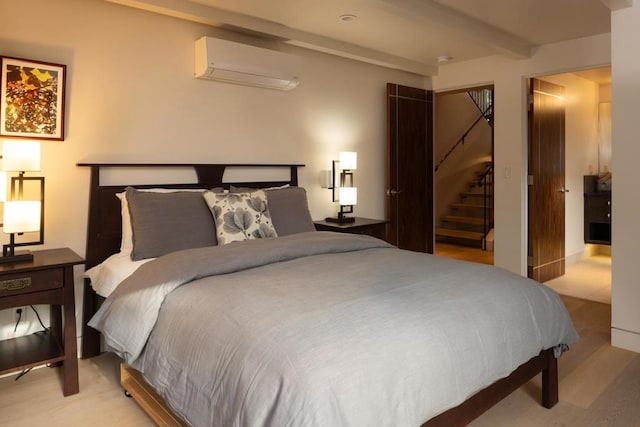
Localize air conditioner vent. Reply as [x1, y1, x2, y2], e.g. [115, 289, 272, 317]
[195, 37, 299, 91]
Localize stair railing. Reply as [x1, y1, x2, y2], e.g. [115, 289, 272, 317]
[468, 89, 493, 126]
[477, 163, 494, 249]
[434, 104, 493, 172]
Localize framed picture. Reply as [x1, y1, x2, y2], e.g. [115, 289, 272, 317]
[0, 56, 66, 140]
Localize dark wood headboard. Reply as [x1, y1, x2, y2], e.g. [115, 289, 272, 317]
[78, 162, 304, 358]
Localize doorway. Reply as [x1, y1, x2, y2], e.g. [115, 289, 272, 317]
[433, 86, 494, 265]
[527, 66, 612, 303]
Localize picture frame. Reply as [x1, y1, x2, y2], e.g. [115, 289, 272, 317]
[0, 56, 66, 140]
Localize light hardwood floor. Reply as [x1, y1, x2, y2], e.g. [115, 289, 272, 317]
[1, 296, 635, 426]
[0, 352, 154, 426]
[471, 295, 640, 426]
[435, 242, 494, 265]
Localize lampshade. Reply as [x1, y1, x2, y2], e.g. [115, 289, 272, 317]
[339, 152, 357, 170]
[339, 187, 357, 206]
[2, 141, 41, 172]
[3, 201, 41, 233]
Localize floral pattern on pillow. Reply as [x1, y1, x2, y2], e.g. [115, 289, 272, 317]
[203, 190, 277, 244]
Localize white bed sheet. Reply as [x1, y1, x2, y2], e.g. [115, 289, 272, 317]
[84, 252, 152, 297]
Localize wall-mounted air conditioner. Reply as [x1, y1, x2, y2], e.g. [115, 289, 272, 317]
[195, 36, 300, 91]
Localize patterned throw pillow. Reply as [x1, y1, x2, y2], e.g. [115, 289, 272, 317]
[202, 190, 278, 244]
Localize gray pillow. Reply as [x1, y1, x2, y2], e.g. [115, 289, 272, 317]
[126, 187, 218, 260]
[265, 187, 316, 236]
[228, 185, 315, 235]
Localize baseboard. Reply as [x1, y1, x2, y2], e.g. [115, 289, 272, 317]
[565, 245, 612, 266]
[612, 328, 640, 354]
[585, 244, 612, 257]
[565, 251, 584, 265]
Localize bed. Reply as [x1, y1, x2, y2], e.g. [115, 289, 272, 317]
[79, 163, 578, 426]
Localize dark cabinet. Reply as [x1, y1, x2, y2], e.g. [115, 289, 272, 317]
[314, 217, 388, 240]
[584, 192, 611, 245]
[0, 248, 84, 396]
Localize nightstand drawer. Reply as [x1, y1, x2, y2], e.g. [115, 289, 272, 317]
[0, 268, 63, 297]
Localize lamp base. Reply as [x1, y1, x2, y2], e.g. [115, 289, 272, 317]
[325, 216, 355, 224]
[0, 251, 34, 265]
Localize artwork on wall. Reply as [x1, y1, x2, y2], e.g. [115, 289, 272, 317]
[0, 57, 66, 140]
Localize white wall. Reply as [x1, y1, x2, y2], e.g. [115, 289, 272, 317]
[611, 0, 640, 353]
[433, 33, 611, 275]
[537, 73, 600, 260]
[0, 0, 425, 340]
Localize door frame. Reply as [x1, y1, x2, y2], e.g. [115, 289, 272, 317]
[433, 85, 495, 255]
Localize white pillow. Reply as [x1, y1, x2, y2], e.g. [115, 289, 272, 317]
[84, 252, 153, 297]
[203, 190, 277, 245]
[116, 191, 133, 254]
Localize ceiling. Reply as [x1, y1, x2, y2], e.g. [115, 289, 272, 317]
[570, 66, 612, 84]
[107, 0, 625, 76]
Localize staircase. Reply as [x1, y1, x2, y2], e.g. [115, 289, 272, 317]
[435, 88, 494, 249]
[435, 161, 493, 248]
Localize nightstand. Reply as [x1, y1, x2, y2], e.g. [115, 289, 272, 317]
[314, 217, 388, 240]
[0, 248, 84, 396]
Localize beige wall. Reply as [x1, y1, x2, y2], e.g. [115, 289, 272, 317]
[433, 33, 611, 275]
[0, 0, 425, 339]
[611, 1, 640, 353]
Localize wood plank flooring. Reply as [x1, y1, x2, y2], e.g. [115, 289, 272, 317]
[1, 299, 635, 426]
[471, 296, 640, 426]
[0, 352, 154, 426]
[435, 242, 494, 265]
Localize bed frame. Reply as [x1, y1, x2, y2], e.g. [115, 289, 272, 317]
[79, 163, 558, 426]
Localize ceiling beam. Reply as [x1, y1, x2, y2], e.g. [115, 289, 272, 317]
[600, 0, 633, 10]
[378, 0, 533, 59]
[105, 0, 438, 76]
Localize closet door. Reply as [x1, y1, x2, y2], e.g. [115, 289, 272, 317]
[386, 83, 434, 253]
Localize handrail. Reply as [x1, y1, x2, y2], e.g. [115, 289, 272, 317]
[468, 89, 493, 125]
[434, 103, 492, 172]
[479, 163, 494, 246]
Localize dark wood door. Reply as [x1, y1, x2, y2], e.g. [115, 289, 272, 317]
[386, 83, 434, 253]
[528, 78, 566, 282]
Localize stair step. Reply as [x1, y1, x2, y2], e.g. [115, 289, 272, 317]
[441, 215, 485, 225]
[460, 192, 492, 198]
[435, 228, 484, 241]
[469, 179, 493, 188]
[451, 203, 490, 210]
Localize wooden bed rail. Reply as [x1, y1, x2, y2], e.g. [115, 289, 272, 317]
[422, 348, 557, 426]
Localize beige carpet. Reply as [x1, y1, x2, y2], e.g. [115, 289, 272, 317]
[545, 255, 611, 304]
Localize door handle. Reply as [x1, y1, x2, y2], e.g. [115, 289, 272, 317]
[560, 188, 570, 193]
[386, 189, 403, 196]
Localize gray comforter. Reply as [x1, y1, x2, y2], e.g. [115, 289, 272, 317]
[89, 232, 579, 426]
